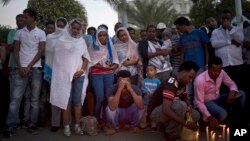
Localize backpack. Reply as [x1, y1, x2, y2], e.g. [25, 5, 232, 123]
[80, 116, 98, 136]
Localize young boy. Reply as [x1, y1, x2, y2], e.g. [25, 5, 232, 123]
[139, 65, 161, 129]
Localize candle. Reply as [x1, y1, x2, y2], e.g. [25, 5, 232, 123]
[196, 131, 199, 141]
[227, 127, 230, 141]
[211, 133, 216, 141]
[206, 127, 209, 141]
[219, 124, 226, 140]
[210, 130, 213, 140]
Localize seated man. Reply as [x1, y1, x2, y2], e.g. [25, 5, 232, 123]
[194, 56, 246, 128]
[105, 70, 144, 135]
[147, 61, 200, 141]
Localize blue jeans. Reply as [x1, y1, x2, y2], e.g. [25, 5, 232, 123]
[205, 90, 246, 126]
[9, 69, 31, 124]
[6, 68, 42, 130]
[68, 76, 84, 108]
[91, 73, 114, 121]
[106, 104, 143, 129]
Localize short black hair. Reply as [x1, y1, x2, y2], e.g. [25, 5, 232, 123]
[45, 20, 55, 28]
[87, 26, 96, 33]
[174, 17, 190, 26]
[127, 27, 135, 32]
[179, 61, 199, 72]
[23, 8, 37, 21]
[208, 56, 223, 69]
[116, 70, 131, 79]
[16, 14, 23, 20]
[146, 25, 156, 31]
[204, 16, 216, 23]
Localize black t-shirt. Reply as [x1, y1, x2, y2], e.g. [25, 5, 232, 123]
[106, 84, 142, 108]
[147, 75, 186, 116]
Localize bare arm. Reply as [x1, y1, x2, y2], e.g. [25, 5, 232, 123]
[108, 83, 124, 111]
[14, 40, 21, 68]
[27, 41, 45, 69]
[73, 57, 89, 79]
[127, 84, 144, 110]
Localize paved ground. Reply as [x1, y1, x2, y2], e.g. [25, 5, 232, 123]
[1, 127, 211, 141]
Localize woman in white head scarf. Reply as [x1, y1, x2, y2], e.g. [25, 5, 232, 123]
[88, 27, 119, 124]
[50, 18, 90, 137]
[44, 17, 68, 82]
[114, 27, 142, 86]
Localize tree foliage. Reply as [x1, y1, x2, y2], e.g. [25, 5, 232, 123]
[126, 0, 177, 29]
[28, 0, 87, 28]
[190, 0, 250, 27]
[0, 25, 11, 43]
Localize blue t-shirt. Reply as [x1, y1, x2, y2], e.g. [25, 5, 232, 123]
[179, 29, 210, 68]
[141, 78, 161, 105]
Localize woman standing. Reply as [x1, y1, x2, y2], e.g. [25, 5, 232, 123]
[88, 27, 119, 126]
[114, 27, 142, 86]
[50, 19, 90, 137]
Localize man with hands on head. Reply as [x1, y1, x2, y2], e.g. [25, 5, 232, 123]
[105, 70, 144, 135]
[194, 56, 246, 128]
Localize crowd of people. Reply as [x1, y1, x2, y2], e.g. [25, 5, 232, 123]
[0, 7, 249, 141]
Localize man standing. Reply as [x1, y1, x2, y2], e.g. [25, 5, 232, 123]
[3, 8, 46, 139]
[211, 10, 244, 92]
[205, 16, 218, 59]
[147, 61, 200, 141]
[104, 70, 144, 135]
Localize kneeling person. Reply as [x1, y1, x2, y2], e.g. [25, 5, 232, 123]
[105, 70, 144, 135]
[147, 61, 200, 141]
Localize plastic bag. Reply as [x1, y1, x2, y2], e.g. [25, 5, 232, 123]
[80, 116, 98, 136]
[180, 112, 197, 141]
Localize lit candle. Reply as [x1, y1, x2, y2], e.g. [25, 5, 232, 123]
[211, 133, 216, 141]
[227, 127, 230, 141]
[219, 124, 226, 140]
[195, 131, 199, 141]
[206, 127, 209, 141]
[210, 130, 213, 140]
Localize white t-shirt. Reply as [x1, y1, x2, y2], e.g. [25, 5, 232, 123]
[14, 27, 46, 67]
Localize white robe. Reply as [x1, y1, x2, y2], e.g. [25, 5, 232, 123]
[50, 31, 90, 110]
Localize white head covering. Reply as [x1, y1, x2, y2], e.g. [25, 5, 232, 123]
[88, 27, 119, 67]
[50, 18, 91, 110]
[114, 27, 139, 76]
[44, 17, 68, 82]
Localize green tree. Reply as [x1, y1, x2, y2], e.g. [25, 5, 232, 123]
[28, 0, 87, 28]
[190, 0, 250, 27]
[0, 25, 11, 43]
[105, 0, 177, 29]
[189, 0, 215, 27]
[126, 0, 177, 29]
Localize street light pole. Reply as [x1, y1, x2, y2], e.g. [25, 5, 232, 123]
[235, 0, 242, 25]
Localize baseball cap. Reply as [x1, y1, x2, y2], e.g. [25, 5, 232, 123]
[157, 22, 166, 29]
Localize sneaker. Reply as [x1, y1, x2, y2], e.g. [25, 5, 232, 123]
[27, 126, 38, 135]
[64, 125, 71, 137]
[74, 125, 83, 136]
